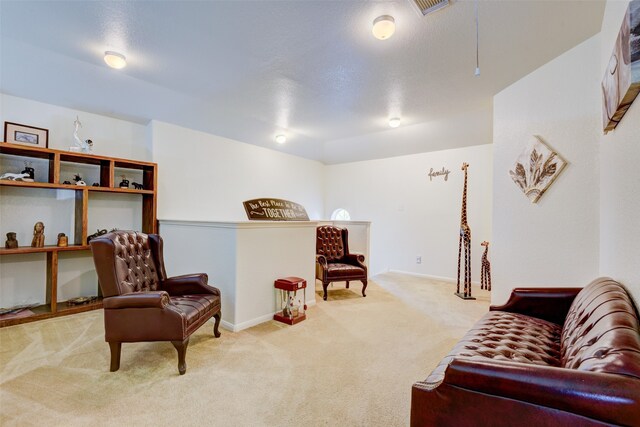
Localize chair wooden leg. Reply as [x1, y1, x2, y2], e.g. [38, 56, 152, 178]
[213, 312, 222, 338]
[109, 342, 121, 372]
[322, 281, 329, 301]
[345, 281, 349, 289]
[172, 338, 189, 375]
[361, 279, 367, 297]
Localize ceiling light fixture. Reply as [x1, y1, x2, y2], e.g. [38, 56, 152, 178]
[275, 134, 287, 144]
[104, 51, 127, 69]
[389, 117, 401, 128]
[372, 15, 395, 40]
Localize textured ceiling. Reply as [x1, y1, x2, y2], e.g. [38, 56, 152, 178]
[0, 0, 605, 163]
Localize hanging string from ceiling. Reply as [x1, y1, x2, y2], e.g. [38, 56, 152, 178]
[475, 0, 480, 76]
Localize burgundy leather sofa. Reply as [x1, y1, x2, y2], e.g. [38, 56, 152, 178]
[411, 278, 640, 426]
[90, 230, 221, 375]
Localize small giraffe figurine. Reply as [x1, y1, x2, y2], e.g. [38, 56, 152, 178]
[480, 241, 491, 291]
[456, 163, 474, 299]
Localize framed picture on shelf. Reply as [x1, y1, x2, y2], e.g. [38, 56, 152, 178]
[3, 122, 49, 148]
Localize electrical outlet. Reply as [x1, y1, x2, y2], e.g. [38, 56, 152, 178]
[416, 256, 422, 264]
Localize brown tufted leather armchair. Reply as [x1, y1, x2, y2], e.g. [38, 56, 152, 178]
[90, 230, 221, 375]
[316, 225, 367, 301]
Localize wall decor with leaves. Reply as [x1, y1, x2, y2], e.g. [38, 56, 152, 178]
[509, 136, 567, 203]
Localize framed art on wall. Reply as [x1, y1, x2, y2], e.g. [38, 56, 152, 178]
[509, 136, 567, 204]
[3, 122, 49, 148]
[602, 0, 640, 133]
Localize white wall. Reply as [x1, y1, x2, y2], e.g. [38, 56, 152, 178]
[324, 144, 492, 280]
[599, 0, 640, 304]
[0, 94, 148, 307]
[0, 94, 149, 159]
[492, 35, 602, 305]
[150, 120, 325, 221]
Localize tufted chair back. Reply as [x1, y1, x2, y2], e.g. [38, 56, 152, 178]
[561, 277, 640, 379]
[316, 226, 349, 262]
[90, 230, 167, 298]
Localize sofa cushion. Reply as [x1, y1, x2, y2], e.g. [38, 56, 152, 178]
[326, 263, 365, 278]
[422, 311, 561, 388]
[561, 277, 640, 379]
[170, 294, 220, 328]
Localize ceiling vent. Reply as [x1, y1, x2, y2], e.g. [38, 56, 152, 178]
[411, 0, 450, 16]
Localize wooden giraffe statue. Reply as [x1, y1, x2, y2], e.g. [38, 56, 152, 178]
[480, 241, 491, 291]
[456, 163, 475, 299]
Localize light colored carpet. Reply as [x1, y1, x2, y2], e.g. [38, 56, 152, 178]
[0, 273, 490, 426]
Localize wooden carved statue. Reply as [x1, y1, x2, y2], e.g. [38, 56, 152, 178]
[31, 222, 45, 248]
[480, 241, 491, 291]
[5, 232, 18, 249]
[57, 233, 68, 247]
[456, 163, 474, 300]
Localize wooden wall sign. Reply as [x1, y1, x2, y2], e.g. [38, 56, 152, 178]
[243, 198, 309, 221]
[428, 167, 450, 181]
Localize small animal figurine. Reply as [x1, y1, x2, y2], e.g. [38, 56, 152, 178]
[0, 172, 31, 181]
[92, 182, 100, 187]
[119, 175, 129, 188]
[5, 232, 18, 249]
[73, 174, 86, 186]
[131, 182, 144, 190]
[63, 180, 72, 185]
[57, 233, 68, 247]
[31, 222, 45, 248]
[480, 241, 491, 291]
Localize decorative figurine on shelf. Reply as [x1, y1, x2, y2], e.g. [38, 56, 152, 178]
[456, 163, 475, 300]
[87, 229, 108, 242]
[63, 180, 72, 185]
[0, 172, 31, 181]
[71, 116, 93, 153]
[131, 182, 144, 190]
[119, 175, 129, 188]
[31, 222, 45, 248]
[5, 232, 18, 249]
[92, 182, 100, 187]
[480, 241, 491, 291]
[21, 161, 35, 180]
[73, 173, 86, 186]
[57, 233, 68, 247]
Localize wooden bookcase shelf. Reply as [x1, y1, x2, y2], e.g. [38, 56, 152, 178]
[0, 142, 157, 327]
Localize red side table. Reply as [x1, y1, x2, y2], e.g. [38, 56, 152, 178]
[273, 277, 307, 325]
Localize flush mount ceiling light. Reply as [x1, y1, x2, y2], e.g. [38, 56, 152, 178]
[372, 15, 395, 40]
[275, 134, 287, 144]
[389, 117, 401, 128]
[104, 51, 127, 69]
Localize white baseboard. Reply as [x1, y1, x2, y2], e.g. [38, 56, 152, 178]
[386, 270, 481, 286]
[220, 299, 317, 332]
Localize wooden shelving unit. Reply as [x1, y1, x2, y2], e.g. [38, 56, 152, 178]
[0, 142, 158, 327]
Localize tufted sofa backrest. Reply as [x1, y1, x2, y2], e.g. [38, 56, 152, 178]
[90, 230, 161, 297]
[316, 226, 347, 262]
[561, 277, 640, 379]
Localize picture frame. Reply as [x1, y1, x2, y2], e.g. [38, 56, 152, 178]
[3, 122, 49, 148]
[509, 135, 568, 204]
[602, 0, 640, 133]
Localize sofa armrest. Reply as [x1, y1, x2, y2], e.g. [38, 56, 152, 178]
[442, 358, 640, 426]
[316, 254, 328, 267]
[490, 287, 581, 325]
[103, 291, 170, 309]
[343, 253, 366, 268]
[160, 273, 220, 296]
